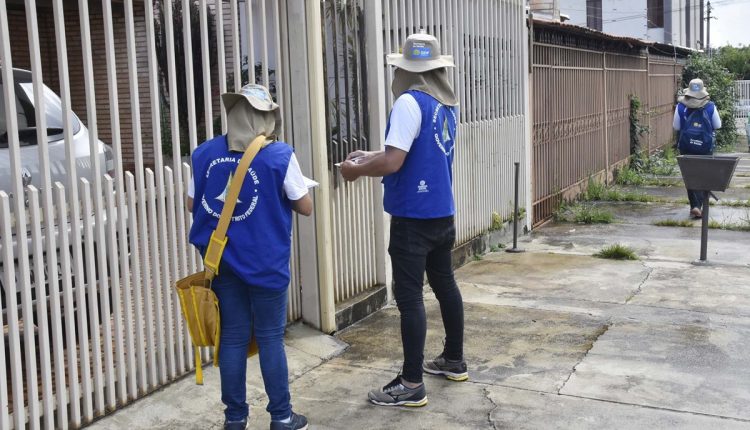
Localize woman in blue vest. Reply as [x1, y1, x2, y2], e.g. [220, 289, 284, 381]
[673, 78, 722, 219]
[341, 31, 466, 407]
[187, 84, 311, 430]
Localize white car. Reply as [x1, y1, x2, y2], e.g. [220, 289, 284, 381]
[1, 68, 115, 323]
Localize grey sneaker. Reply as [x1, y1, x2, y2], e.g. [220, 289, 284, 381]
[423, 353, 468, 381]
[270, 412, 308, 430]
[368, 375, 428, 407]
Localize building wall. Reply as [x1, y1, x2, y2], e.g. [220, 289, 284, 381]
[603, 0, 648, 39]
[558, 0, 703, 48]
[558, 0, 587, 26]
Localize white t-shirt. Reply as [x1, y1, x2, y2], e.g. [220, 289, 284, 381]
[385, 93, 422, 152]
[187, 152, 309, 201]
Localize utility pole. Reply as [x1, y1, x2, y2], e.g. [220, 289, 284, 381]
[706, 1, 712, 55]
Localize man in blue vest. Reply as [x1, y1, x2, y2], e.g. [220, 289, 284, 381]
[673, 78, 722, 218]
[187, 84, 311, 430]
[341, 31, 466, 407]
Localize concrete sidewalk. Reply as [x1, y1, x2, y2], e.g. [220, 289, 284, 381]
[92, 149, 750, 430]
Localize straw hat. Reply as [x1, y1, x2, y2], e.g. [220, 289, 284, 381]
[221, 84, 279, 113]
[386, 30, 455, 73]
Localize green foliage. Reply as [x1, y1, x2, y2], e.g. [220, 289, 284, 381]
[614, 165, 645, 186]
[491, 212, 503, 231]
[630, 147, 678, 176]
[717, 45, 750, 80]
[653, 219, 695, 227]
[583, 178, 656, 202]
[629, 95, 650, 154]
[594, 244, 639, 260]
[682, 53, 738, 148]
[708, 218, 750, 232]
[555, 203, 614, 224]
[716, 199, 750, 208]
[615, 149, 681, 186]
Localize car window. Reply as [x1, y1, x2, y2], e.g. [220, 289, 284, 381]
[0, 80, 82, 143]
[18, 82, 82, 136]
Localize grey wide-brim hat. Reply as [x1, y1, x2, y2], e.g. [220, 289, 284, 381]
[683, 78, 710, 99]
[221, 83, 279, 113]
[386, 31, 455, 73]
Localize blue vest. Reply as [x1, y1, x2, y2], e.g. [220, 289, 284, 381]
[189, 135, 293, 290]
[383, 90, 458, 219]
[677, 102, 716, 130]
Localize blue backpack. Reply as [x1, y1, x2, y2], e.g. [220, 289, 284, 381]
[678, 107, 715, 155]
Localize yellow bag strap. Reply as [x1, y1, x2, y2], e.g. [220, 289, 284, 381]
[203, 135, 268, 281]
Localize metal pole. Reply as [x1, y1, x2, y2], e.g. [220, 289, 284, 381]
[700, 190, 710, 261]
[706, 1, 711, 55]
[507, 161, 525, 253]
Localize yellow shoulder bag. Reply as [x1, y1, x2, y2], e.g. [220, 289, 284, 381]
[176, 135, 266, 385]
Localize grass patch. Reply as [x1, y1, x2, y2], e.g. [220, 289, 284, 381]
[632, 147, 678, 176]
[615, 149, 682, 187]
[708, 221, 750, 232]
[489, 244, 505, 252]
[716, 199, 750, 208]
[654, 219, 695, 227]
[583, 179, 656, 202]
[594, 244, 639, 260]
[614, 165, 645, 186]
[555, 203, 614, 224]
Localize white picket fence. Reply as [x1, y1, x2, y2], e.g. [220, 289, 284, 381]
[0, 0, 297, 428]
[0, 0, 530, 428]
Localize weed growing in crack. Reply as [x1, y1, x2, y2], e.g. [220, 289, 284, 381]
[653, 219, 696, 227]
[594, 244, 639, 260]
[555, 203, 614, 224]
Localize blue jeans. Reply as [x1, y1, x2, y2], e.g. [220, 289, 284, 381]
[212, 266, 291, 422]
[389, 216, 465, 384]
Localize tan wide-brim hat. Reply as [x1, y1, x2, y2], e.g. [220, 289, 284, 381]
[386, 31, 455, 73]
[221, 83, 279, 113]
[683, 78, 710, 99]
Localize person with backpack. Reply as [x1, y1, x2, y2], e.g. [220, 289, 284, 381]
[187, 84, 312, 430]
[340, 30, 467, 408]
[673, 78, 722, 219]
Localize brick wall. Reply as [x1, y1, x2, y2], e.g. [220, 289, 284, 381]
[7, 1, 241, 170]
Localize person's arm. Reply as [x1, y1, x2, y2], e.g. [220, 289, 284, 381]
[291, 194, 313, 216]
[711, 105, 722, 129]
[340, 94, 420, 181]
[284, 153, 314, 217]
[186, 174, 195, 212]
[340, 147, 408, 180]
[673, 106, 681, 131]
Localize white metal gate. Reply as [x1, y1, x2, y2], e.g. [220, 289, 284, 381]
[736, 80, 750, 120]
[0, 0, 312, 428]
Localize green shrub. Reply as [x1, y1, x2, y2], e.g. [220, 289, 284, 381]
[594, 244, 639, 260]
[556, 203, 614, 224]
[682, 53, 738, 149]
